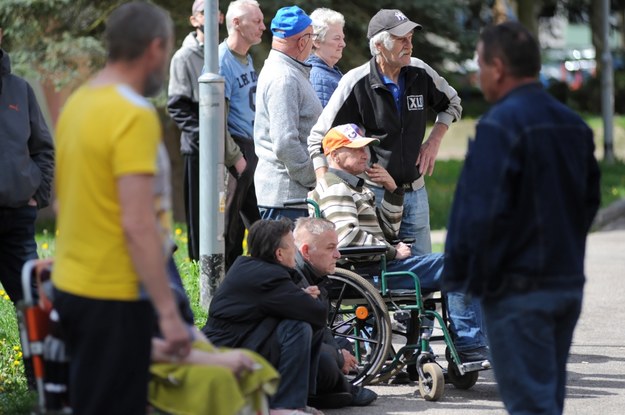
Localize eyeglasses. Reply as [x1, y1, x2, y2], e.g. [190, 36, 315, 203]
[299, 33, 319, 41]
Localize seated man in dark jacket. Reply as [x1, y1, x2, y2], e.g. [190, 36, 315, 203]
[203, 219, 326, 415]
[293, 217, 377, 408]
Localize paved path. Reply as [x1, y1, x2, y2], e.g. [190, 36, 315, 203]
[325, 229, 625, 414]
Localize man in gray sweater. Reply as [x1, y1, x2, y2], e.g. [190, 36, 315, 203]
[254, 5, 322, 220]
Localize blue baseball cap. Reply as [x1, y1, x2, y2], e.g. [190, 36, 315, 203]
[270, 6, 312, 39]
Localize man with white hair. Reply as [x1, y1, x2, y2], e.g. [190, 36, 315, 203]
[219, 0, 265, 269]
[307, 9, 462, 256]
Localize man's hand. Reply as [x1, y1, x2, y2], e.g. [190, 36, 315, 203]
[340, 349, 359, 374]
[158, 311, 192, 359]
[416, 123, 448, 176]
[366, 163, 397, 192]
[234, 157, 247, 176]
[208, 350, 256, 376]
[394, 242, 412, 260]
[303, 285, 321, 299]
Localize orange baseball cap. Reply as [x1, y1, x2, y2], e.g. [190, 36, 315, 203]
[322, 124, 380, 156]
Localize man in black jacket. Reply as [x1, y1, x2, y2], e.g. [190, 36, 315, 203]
[203, 219, 326, 415]
[307, 9, 462, 256]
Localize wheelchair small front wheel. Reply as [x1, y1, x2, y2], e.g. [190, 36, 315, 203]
[418, 362, 444, 401]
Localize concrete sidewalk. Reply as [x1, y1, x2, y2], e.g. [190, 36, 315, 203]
[325, 229, 625, 414]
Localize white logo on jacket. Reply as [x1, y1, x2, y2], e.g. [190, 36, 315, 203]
[407, 95, 424, 111]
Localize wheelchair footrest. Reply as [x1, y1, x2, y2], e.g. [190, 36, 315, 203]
[458, 360, 491, 373]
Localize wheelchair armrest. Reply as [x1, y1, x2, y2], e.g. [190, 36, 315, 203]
[339, 245, 388, 258]
[390, 238, 415, 245]
[283, 198, 308, 207]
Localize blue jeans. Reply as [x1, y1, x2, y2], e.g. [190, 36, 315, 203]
[258, 206, 308, 222]
[271, 319, 321, 409]
[0, 206, 38, 303]
[482, 288, 583, 415]
[370, 185, 432, 255]
[367, 253, 487, 352]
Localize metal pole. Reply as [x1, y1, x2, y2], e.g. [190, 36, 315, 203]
[198, 0, 225, 308]
[602, 0, 615, 163]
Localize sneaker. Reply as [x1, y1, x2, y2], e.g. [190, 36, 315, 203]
[350, 386, 378, 406]
[458, 346, 491, 363]
[307, 392, 352, 409]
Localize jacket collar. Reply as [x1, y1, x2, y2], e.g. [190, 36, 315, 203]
[306, 54, 341, 73]
[270, 49, 313, 75]
[0, 48, 10, 76]
[368, 57, 418, 90]
[0, 49, 10, 95]
[295, 251, 326, 286]
[329, 168, 364, 190]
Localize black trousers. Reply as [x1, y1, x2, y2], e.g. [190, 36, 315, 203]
[53, 290, 154, 415]
[183, 154, 200, 261]
[225, 136, 260, 269]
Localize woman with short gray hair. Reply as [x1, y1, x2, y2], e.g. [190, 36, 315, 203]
[307, 8, 346, 107]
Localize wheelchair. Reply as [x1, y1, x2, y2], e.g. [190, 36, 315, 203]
[288, 199, 490, 401]
[17, 258, 71, 414]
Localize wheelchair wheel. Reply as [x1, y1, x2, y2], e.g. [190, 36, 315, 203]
[326, 268, 392, 386]
[418, 362, 445, 401]
[447, 361, 479, 390]
[445, 347, 479, 390]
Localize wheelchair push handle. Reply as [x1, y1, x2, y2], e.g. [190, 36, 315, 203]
[283, 198, 321, 218]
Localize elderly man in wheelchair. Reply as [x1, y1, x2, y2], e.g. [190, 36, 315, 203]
[309, 124, 490, 374]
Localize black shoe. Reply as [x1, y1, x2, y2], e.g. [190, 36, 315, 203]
[307, 391, 353, 409]
[390, 370, 412, 384]
[458, 346, 491, 363]
[350, 386, 378, 406]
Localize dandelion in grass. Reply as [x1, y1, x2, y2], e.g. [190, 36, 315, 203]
[41, 242, 49, 250]
[175, 228, 183, 236]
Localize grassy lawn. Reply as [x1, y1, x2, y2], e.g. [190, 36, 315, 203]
[1, 113, 623, 412]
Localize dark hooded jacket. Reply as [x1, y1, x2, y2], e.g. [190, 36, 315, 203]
[0, 48, 54, 208]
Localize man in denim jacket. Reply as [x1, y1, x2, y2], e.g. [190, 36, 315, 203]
[444, 22, 601, 415]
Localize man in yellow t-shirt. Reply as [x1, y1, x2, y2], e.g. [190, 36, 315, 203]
[52, 3, 191, 413]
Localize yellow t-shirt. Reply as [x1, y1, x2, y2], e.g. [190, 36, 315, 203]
[53, 84, 161, 300]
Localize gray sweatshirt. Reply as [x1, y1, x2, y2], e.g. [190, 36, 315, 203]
[0, 48, 54, 208]
[253, 50, 322, 207]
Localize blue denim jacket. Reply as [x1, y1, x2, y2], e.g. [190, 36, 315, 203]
[443, 82, 601, 298]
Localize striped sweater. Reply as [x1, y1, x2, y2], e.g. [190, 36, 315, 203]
[308, 169, 404, 259]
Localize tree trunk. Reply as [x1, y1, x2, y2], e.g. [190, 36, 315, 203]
[515, 0, 540, 38]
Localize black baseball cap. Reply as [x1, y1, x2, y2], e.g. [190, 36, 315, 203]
[367, 9, 422, 39]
